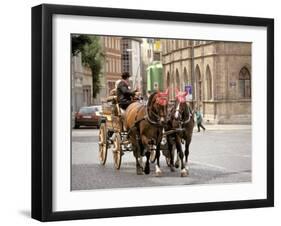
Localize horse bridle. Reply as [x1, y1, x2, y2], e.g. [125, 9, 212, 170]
[174, 101, 191, 125]
[146, 96, 168, 126]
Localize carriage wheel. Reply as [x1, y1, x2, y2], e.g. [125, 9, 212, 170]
[112, 133, 122, 169]
[98, 123, 108, 165]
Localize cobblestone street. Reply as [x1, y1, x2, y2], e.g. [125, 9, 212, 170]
[71, 125, 251, 190]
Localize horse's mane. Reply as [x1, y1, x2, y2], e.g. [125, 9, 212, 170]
[172, 100, 191, 120]
[147, 91, 158, 108]
[182, 102, 190, 119]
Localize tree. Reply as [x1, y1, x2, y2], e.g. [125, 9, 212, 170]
[71, 35, 104, 98]
[71, 35, 91, 56]
[81, 36, 104, 98]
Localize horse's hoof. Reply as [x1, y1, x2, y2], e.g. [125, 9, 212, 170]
[155, 165, 162, 177]
[180, 168, 189, 177]
[155, 170, 162, 177]
[175, 163, 179, 168]
[144, 167, 150, 175]
[136, 168, 144, 175]
[170, 166, 176, 172]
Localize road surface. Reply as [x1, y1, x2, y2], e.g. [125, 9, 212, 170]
[71, 125, 251, 190]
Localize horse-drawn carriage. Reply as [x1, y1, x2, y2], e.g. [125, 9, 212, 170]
[98, 94, 132, 169]
[98, 89, 194, 177]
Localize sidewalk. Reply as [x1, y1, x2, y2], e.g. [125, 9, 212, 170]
[198, 124, 251, 131]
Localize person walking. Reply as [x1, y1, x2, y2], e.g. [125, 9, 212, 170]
[195, 110, 206, 132]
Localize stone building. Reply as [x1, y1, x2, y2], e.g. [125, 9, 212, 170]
[161, 40, 251, 124]
[82, 66, 94, 105]
[71, 53, 84, 112]
[71, 54, 95, 110]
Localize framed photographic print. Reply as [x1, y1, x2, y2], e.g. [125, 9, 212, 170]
[31, 4, 274, 221]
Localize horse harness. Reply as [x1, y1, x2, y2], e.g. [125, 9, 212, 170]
[127, 102, 166, 137]
[174, 103, 193, 127]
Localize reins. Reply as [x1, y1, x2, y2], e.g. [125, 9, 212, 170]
[145, 105, 163, 125]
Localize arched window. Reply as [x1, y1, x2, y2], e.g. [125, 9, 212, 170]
[166, 72, 170, 89]
[183, 67, 192, 91]
[205, 65, 212, 100]
[167, 72, 172, 99]
[171, 72, 175, 100]
[195, 65, 202, 101]
[183, 67, 188, 84]
[176, 69, 180, 91]
[239, 67, 251, 98]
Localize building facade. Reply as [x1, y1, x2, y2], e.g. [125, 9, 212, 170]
[71, 53, 84, 112]
[71, 54, 96, 111]
[100, 36, 122, 102]
[121, 38, 142, 91]
[141, 38, 163, 95]
[161, 40, 252, 124]
[72, 36, 122, 108]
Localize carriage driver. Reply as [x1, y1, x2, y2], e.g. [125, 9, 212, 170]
[117, 72, 138, 110]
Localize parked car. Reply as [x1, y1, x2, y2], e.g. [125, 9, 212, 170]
[74, 105, 102, 128]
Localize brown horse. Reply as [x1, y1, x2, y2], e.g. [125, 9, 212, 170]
[124, 90, 168, 175]
[166, 90, 194, 177]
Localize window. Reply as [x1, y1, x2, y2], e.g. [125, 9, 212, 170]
[82, 85, 91, 106]
[183, 67, 192, 92]
[167, 72, 170, 88]
[176, 69, 180, 90]
[195, 65, 202, 101]
[175, 40, 179, 49]
[147, 49, 152, 58]
[170, 72, 175, 100]
[205, 66, 212, 100]
[239, 67, 251, 98]
[167, 72, 172, 99]
[167, 40, 170, 52]
[118, 59, 120, 73]
[106, 61, 109, 73]
[153, 52, 160, 61]
[122, 39, 131, 74]
[112, 38, 115, 49]
[112, 59, 115, 73]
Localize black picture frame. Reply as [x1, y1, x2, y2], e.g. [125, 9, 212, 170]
[32, 4, 274, 222]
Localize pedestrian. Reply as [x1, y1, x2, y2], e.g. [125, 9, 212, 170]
[195, 110, 206, 132]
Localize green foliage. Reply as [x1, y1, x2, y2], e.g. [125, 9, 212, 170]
[71, 35, 91, 56]
[81, 36, 104, 98]
[72, 35, 104, 98]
